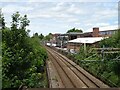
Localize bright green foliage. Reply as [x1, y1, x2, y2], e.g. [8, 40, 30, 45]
[33, 33, 39, 37]
[11, 12, 20, 29]
[0, 9, 5, 29]
[99, 30, 120, 86]
[20, 15, 30, 29]
[67, 28, 83, 33]
[2, 12, 47, 88]
[32, 33, 44, 40]
[44, 33, 52, 41]
[71, 30, 120, 87]
[100, 30, 120, 48]
[39, 33, 44, 40]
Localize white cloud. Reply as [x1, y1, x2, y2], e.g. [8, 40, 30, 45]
[95, 23, 110, 26]
[67, 4, 86, 15]
[99, 25, 118, 31]
[114, 21, 118, 24]
[2, 4, 33, 13]
[1, 2, 118, 35]
[28, 11, 72, 19]
[95, 9, 117, 18]
[27, 3, 73, 19]
[75, 22, 81, 25]
[86, 23, 93, 26]
[83, 10, 117, 25]
[52, 2, 65, 11]
[86, 25, 118, 32]
[28, 14, 51, 18]
[66, 18, 79, 22]
[1, 0, 119, 2]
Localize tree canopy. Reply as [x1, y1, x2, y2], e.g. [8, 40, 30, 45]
[44, 33, 52, 41]
[0, 9, 5, 29]
[2, 12, 48, 88]
[67, 28, 83, 33]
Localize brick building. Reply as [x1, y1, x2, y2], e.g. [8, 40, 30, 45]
[49, 26, 118, 52]
[82, 27, 117, 37]
[67, 27, 118, 53]
[50, 32, 83, 48]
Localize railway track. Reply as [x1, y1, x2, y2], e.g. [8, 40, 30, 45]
[46, 46, 109, 88]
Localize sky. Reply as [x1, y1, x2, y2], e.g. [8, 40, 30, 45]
[0, 0, 119, 36]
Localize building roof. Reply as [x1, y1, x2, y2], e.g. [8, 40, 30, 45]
[87, 25, 118, 32]
[66, 32, 83, 35]
[68, 37, 107, 44]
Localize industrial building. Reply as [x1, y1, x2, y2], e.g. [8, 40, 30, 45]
[49, 26, 118, 53]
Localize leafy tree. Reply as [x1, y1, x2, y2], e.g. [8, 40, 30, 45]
[44, 33, 52, 41]
[72, 29, 120, 87]
[39, 33, 44, 40]
[32, 33, 40, 39]
[67, 28, 83, 33]
[20, 15, 30, 29]
[0, 9, 5, 29]
[2, 12, 47, 88]
[11, 12, 20, 29]
[97, 30, 120, 86]
[34, 33, 38, 37]
[99, 30, 120, 48]
[112, 62, 120, 84]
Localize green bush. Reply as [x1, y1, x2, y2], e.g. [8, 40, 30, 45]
[2, 12, 48, 88]
[72, 30, 120, 87]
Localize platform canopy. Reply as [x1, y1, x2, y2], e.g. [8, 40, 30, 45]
[68, 37, 107, 44]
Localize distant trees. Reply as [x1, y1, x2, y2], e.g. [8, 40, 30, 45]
[39, 33, 44, 40]
[33, 33, 39, 37]
[11, 12, 30, 30]
[44, 33, 52, 41]
[11, 12, 20, 29]
[34, 33, 52, 41]
[20, 15, 30, 29]
[32, 33, 44, 40]
[67, 28, 83, 33]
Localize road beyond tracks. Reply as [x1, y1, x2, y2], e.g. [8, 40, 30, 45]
[46, 46, 109, 88]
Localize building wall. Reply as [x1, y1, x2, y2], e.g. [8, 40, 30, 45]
[51, 27, 117, 51]
[91, 27, 117, 37]
[99, 30, 116, 37]
[67, 42, 100, 53]
[67, 43, 81, 52]
[77, 35, 82, 38]
[92, 27, 99, 37]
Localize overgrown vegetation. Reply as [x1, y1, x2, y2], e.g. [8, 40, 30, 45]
[56, 30, 120, 87]
[1, 11, 48, 88]
[73, 30, 120, 87]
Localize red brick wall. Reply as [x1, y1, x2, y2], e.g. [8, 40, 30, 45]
[92, 27, 99, 37]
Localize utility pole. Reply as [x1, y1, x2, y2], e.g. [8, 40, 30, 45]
[61, 41, 62, 48]
[101, 45, 105, 61]
[84, 43, 86, 55]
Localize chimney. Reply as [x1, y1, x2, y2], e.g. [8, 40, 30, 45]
[92, 27, 99, 37]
